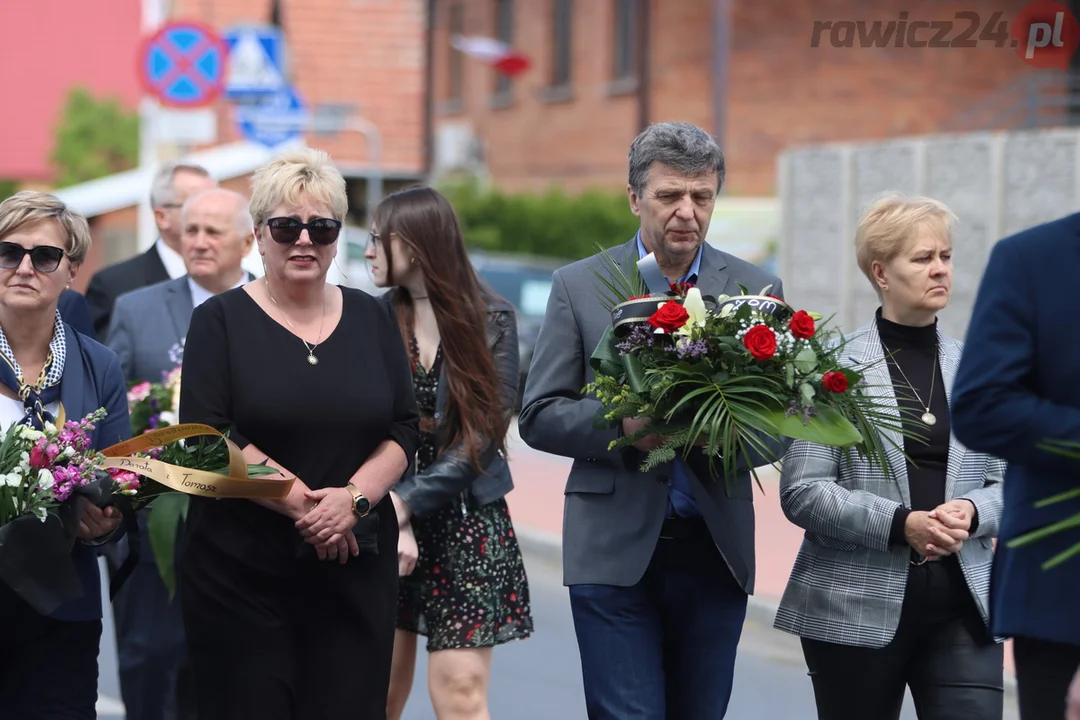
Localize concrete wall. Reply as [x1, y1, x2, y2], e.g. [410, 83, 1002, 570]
[776, 127, 1080, 340]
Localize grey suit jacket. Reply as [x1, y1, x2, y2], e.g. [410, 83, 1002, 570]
[773, 319, 1006, 649]
[518, 237, 784, 593]
[106, 276, 196, 384]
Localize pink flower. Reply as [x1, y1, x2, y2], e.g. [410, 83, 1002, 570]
[107, 468, 141, 493]
[128, 382, 152, 405]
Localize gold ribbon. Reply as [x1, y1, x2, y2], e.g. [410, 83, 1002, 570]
[99, 423, 294, 500]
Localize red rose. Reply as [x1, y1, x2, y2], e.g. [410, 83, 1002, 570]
[648, 300, 690, 333]
[743, 324, 777, 360]
[788, 310, 815, 339]
[669, 281, 695, 296]
[822, 371, 848, 393]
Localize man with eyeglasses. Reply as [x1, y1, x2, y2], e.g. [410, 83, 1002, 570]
[84, 161, 217, 338]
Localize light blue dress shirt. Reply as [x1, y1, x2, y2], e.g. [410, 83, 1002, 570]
[635, 233, 703, 518]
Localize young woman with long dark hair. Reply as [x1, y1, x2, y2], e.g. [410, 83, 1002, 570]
[365, 186, 533, 720]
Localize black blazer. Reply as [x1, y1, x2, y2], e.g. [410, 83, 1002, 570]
[85, 246, 170, 338]
[382, 287, 518, 519]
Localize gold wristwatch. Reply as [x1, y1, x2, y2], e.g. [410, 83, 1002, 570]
[345, 484, 371, 518]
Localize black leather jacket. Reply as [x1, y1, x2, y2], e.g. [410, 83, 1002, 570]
[383, 288, 518, 519]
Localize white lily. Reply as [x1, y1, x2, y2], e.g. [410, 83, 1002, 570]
[674, 287, 708, 337]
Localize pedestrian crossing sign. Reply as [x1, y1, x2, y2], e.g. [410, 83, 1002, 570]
[223, 25, 287, 99]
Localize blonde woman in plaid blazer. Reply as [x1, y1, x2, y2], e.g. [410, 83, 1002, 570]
[773, 193, 1006, 720]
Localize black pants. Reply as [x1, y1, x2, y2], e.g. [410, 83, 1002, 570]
[0, 582, 101, 719]
[1013, 635, 1080, 720]
[801, 558, 1004, 720]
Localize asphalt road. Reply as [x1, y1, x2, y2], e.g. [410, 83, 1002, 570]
[95, 551, 1019, 719]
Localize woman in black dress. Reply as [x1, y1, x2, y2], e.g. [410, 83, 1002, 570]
[365, 187, 533, 720]
[178, 147, 420, 720]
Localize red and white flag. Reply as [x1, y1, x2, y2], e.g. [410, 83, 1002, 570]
[450, 35, 531, 77]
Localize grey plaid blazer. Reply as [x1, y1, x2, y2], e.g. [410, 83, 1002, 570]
[772, 320, 1006, 649]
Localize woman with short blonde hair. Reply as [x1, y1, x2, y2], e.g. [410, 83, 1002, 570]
[774, 192, 1007, 719]
[179, 147, 420, 719]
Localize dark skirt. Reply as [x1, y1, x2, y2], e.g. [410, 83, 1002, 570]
[397, 496, 534, 652]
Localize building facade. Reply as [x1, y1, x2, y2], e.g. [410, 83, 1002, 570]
[429, 0, 1077, 196]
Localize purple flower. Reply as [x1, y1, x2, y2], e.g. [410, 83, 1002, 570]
[674, 337, 709, 360]
[616, 323, 657, 354]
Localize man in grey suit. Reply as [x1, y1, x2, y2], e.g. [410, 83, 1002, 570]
[105, 188, 255, 720]
[518, 122, 785, 720]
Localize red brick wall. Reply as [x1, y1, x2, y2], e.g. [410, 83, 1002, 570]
[726, 0, 1046, 195]
[170, 0, 426, 175]
[435, 0, 1056, 196]
[432, 0, 644, 193]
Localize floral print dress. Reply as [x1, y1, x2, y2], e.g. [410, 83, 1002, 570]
[396, 336, 534, 651]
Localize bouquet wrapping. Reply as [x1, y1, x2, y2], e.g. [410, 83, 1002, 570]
[585, 248, 920, 489]
[0, 394, 292, 613]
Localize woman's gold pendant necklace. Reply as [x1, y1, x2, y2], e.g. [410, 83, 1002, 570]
[881, 340, 937, 426]
[266, 278, 326, 366]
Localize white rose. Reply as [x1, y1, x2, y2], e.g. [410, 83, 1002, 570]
[158, 411, 177, 426]
[37, 469, 54, 490]
[61, 446, 75, 459]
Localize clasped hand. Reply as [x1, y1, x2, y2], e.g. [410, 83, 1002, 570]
[295, 487, 359, 564]
[905, 499, 976, 560]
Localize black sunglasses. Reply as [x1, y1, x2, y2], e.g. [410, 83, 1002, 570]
[265, 217, 342, 246]
[0, 242, 65, 273]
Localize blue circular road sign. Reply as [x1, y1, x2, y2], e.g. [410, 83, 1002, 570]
[139, 21, 227, 108]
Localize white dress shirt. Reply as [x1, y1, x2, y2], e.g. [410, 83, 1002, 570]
[155, 238, 188, 280]
[0, 397, 59, 430]
[187, 274, 249, 309]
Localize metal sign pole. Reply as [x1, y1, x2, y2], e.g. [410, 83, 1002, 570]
[344, 117, 383, 225]
[137, 0, 165, 253]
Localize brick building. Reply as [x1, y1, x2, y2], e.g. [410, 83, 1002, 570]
[428, 0, 1080, 196]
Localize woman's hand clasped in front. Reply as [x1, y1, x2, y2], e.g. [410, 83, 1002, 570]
[295, 487, 360, 564]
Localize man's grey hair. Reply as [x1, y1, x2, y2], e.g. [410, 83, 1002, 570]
[627, 122, 726, 196]
[149, 161, 213, 208]
[181, 188, 255, 236]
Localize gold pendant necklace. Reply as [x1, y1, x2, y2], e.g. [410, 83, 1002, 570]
[880, 340, 938, 426]
[265, 278, 326, 365]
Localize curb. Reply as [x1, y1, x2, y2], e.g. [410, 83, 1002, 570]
[516, 526, 1018, 700]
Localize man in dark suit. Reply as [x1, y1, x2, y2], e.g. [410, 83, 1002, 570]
[518, 122, 785, 719]
[105, 188, 255, 720]
[951, 212, 1080, 720]
[84, 161, 217, 337]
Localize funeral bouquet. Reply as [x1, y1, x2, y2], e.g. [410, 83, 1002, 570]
[0, 409, 124, 614]
[114, 366, 282, 594]
[585, 250, 919, 486]
[0, 408, 109, 526]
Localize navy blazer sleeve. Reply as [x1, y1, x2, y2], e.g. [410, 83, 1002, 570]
[952, 237, 1080, 473]
[95, 351, 133, 450]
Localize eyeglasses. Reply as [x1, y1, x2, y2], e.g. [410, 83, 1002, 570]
[265, 217, 342, 246]
[0, 242, 65, 273]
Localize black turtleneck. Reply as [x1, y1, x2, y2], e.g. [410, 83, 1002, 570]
[876, 309, 953, 546]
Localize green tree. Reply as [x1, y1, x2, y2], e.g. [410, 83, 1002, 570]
[0, 180, 17, 202]
[438, 179, 640, 261]
[50, 86, 139, 187]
